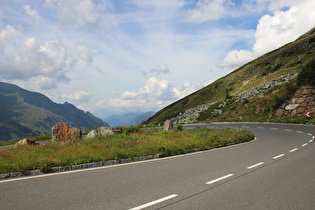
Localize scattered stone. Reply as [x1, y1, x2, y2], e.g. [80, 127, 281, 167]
[86, 126, 116, 139]
[51, 122, 82, 144]
[164, 120, 173, 131]
[14, 139, 38, 147]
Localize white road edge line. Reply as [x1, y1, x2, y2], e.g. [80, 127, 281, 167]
[285, 129, 292, 132]
[273, 154, 284, 159]
[271, 128, 278, 130]
[302, 143, 308, 147]
[296, 131, 303, 133]
[206, 174, 234, 185]
[247, 162, 264, 169]
[129, 194, 178, 210]
[257, 127, 265, 129]
[290, 148, 298, 152]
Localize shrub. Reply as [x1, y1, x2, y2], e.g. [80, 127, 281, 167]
[297, 59, 315, 86]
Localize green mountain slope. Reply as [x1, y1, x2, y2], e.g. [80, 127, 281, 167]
[144, 27, 315, 125]
[0, 82, 109, 140]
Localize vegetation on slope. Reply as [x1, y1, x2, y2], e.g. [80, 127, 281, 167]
[144, 27, 315, 125]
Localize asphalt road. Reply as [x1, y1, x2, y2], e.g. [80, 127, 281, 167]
[0, 123, 314, 210]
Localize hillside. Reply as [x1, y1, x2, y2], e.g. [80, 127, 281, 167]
[144, 27, 315, 125]
[0, 82, 109, 140]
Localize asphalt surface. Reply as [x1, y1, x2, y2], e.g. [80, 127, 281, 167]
[0, 123, 314, 210]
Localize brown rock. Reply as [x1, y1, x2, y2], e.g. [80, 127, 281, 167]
[275, 109, 285, 117]
[51, 122, 82, 144]
[164, 120, 173, 131]
[14, 139, 38, 147]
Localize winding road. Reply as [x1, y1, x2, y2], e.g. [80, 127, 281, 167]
[1, 123, 314, 209]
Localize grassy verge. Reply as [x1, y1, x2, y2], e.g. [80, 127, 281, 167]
[0, 135, 52, 147]
[0, 128, 254, 174]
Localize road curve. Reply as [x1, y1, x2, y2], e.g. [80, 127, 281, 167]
[0, 123, 314, 209]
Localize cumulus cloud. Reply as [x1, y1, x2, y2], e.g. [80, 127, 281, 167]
[0, 24, 23, 53]
[64, 91, 92, 103]
[220, 0, 315, 67]
[97, 77, 207, 109]
[0, 23, 77, 90]
[187, 0, 238, 23]
[24, 4, 40, 24]
[45, 0, 105, 31]
[149, 62, 170, 75]
[76, 45, 97, 65]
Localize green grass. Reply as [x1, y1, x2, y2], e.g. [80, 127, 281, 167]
[0, 128, 254, 174]
[0, 135, 52, 147]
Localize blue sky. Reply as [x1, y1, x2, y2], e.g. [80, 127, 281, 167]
[1, 0, 315, 118]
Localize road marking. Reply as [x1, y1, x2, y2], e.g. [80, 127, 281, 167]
[206, 174, 234, 185]
[257, 127, 265, 129]
[296, 131, 303, 134]
[290, 148, 298, 152]
[247, 162, 264, 169]
[307, 133, 313, 136]
[310, 139, 313, 143]
[271, 128, 278, 130]
[285, 129, 292, 132]
[302, 143, 308, 147]
[273, 154, 284, 159]
[129, 194, 178, 210]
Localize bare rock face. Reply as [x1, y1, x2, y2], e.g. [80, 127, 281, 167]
[86, 127, 116, 139]
[14, 139, 38, 147]
[164, 120, 173, 131]
[51, 122, 81, 144]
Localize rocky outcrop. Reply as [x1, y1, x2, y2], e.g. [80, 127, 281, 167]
[86, 127, 116, 139]
[51, 122, 81, 143]
[164, 120, 173, 131]
[238, 72, 297, 99]
[14, 139, 38, 147]
[275, 85, 315, 117]
[171, 102, 214, 124]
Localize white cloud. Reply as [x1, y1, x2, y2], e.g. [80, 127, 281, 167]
[220, 0, 315, 67]
[64, 91, 92, 103]
[48, 0, 104, 31]
[1, 23, 77, 90]
[149, 62, 170, 75]
[0, 24, 23, 53]
[24, 4, 40, 24]
[76, 45, 97, 65]
[187, 0, 238, 23]
[219, 49, 256, 67]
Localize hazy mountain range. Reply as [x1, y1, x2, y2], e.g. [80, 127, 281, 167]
[103, 111, 155, 127]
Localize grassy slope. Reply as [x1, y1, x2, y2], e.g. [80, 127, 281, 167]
[144, 27, 315, 125]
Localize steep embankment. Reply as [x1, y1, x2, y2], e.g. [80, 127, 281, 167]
[144, 27, 315, 125]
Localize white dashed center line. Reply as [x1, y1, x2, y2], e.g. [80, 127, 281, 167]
[129, 194, 178, 210]
[302, 143, 308, 147]
[206, 174, 234, 185]
[247, 162, 264, 169]
[290, 148, 298, 152]
[296, 131, 303, 134]
[273, 154, 284, 159]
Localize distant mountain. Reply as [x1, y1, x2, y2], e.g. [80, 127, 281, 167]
[103, 111, 156, 127]
[0, 82, 109, 140]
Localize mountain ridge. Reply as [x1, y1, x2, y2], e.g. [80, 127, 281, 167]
[0, 82, 109, 140]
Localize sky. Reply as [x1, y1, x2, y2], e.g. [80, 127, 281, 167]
[1, 0, 315, 118]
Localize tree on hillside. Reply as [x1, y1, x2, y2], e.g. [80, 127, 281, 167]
[297, 59, 315, 86]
